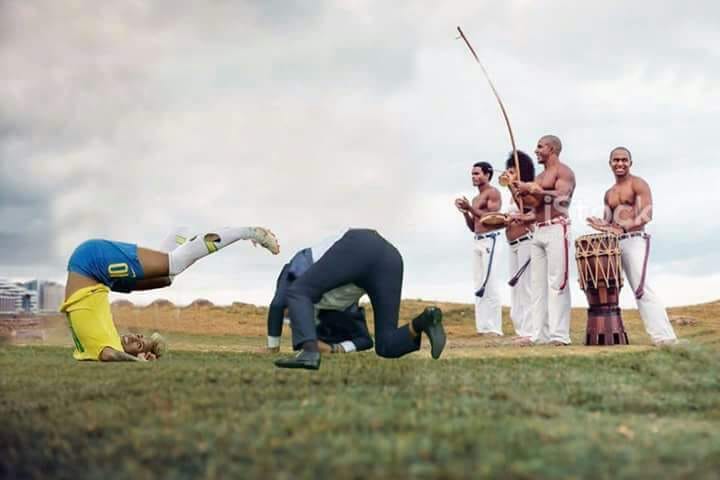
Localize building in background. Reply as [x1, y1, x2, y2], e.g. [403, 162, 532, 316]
[0, 279, 38, 314]
[0, 279, 65, 314]
[38, 281, 64, 312]
[21, 280, 65, 313]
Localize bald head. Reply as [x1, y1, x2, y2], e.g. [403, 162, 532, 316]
[540, 135, 562, 154]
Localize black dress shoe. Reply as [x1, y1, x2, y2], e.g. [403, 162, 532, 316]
[274, 350, 321, 370]
[421, 307, 446, 359]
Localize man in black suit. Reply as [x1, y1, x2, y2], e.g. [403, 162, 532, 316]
[274, 228, 446, 370]
[265, 253, 373, 353]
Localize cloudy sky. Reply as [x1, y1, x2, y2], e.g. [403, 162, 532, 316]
[2, 1, 719, 308]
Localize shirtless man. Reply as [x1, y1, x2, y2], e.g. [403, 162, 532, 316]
[501, 151, 536, 339]
[455, 161, 503, 335]
[586, 146, 677, 345]
[512, 135, 575, 345]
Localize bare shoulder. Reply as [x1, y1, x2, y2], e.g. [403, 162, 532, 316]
[631, 174, 650, 191]
[559, 161, 576, 180]
[487, 185, 501, 198]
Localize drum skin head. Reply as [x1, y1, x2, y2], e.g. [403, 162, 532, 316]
[480, 214, 509, 226]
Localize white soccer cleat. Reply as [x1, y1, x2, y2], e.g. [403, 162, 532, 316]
[169, 226, 280, 276]
[249, 227, 280, 255]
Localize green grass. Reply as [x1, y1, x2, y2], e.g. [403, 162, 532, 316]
[2, 343, 720, 479]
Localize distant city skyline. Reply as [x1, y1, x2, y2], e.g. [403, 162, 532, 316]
[0, 278, 64, 313]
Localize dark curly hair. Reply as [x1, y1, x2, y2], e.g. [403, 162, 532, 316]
[505, 150, 535, 182]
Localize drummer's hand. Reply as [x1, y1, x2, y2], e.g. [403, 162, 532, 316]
[587, 217, 622, 235]
[586, 216, 605, 230]
[586, 216, 609, 228]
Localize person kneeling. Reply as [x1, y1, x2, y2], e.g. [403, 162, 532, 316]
[264, 250, 374, 355]
[273, 228, 446, 370]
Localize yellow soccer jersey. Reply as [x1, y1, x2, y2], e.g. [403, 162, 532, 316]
[60, 284, 123, 361]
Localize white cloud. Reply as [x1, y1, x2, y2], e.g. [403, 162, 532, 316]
[1, 1, 717, 309]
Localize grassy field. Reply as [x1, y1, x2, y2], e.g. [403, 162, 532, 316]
[2, 300, 720, 479]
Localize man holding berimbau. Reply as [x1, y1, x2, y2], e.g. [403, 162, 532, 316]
[498, 151, 537, 340]
[586, 147, 677, 345]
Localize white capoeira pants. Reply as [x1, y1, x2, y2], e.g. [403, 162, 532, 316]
[508, 236, 533, 337]
[620, 235, 677, 344]
[529, 222, 572, 344]
[473, 234, 502, 335]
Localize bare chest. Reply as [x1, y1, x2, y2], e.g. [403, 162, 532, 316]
[607, 185, 636, 209]
[536, 170, 558, 190]
[472, 194, 488, 211]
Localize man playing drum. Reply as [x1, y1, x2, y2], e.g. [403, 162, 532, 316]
[512, 135, 576, 346]
[455, 162, 503, 336]
[586, 147, 677, 345]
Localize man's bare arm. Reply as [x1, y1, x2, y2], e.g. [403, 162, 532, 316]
[486, 189, 502, 213]
[455, 198, 476, 232]
[629, 177, 653, 229]
[462, 211, 474, 232]
[540, 172, 575, 204]
[518, 169, 575, 200]
[99, 347, 144, 362]
[602, 190, 613, 223]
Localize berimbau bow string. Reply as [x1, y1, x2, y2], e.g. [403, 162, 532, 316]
[456, 26, 523, 212]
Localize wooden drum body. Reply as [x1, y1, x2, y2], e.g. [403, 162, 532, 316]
[575, 233, 629, 346]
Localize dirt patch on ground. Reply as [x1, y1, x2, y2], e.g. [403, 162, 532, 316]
[670, 316, 699, 326]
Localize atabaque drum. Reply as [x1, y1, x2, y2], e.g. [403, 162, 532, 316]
[575, 233, 629, 346]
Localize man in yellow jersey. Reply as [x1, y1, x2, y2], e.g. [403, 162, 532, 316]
[61, 226, 280, 362]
